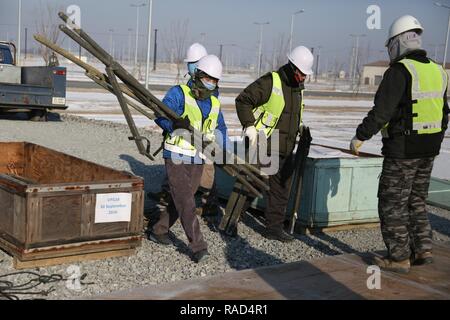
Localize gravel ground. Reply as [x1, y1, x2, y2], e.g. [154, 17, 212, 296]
[0, 114, 449, 300]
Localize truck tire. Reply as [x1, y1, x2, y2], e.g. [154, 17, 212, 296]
[29, 109, 48, 122]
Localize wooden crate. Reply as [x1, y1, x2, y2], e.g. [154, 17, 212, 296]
[0, 142, 144, 268]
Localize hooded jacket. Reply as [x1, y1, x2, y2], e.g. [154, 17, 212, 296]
[235, 64, 303, 157]
[356, 50, 449, 159]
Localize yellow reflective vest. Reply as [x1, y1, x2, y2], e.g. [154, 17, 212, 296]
[252, 72, 304, 137]
[164, 85, 220, 157]
[382, 58, 448, 137]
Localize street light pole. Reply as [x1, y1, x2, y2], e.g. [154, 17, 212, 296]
[153, 28, 158, 71]
[289, 9, 305, 53]
[131, 3, 146, 72]
[445, 12, 450, 67]
[429, 43, 445, 61]
[109, 29, 114, 55]
[17, 0, 22, 65]
[24, 27, 27, 60]
[219, 44, 223, 61]
[315, 46, 322, 83]
[218, 44, 236, 70]
[435, 2, 450, 68]
[350, 34, 366, 88]
[128, 28, 133, 64]
[254, 21, 269, 77]
[145, 0, 153, 89]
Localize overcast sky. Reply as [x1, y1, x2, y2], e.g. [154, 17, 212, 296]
[1, 0, 449, 70]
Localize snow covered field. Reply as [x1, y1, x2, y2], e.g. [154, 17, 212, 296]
[64, 89, 450, 180]
[22, 55, 368, 92]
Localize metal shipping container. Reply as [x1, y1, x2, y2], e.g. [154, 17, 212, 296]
[216, 144, 383, 230]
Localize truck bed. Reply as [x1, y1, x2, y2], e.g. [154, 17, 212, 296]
[0, 82, 67, 109]
[0, 66, 67, 111]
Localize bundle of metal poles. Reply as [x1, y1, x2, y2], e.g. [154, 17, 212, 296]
[34, 12, 269, 197]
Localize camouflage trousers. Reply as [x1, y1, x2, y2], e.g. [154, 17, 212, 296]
[378, 157, 434, 262]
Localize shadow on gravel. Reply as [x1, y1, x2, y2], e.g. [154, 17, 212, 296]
[220, 230, 284, 271]
[429, 212, 450, 237]
[119, 154, 165, 193]
[311, 231, 360, 255]
[0, 111, 62, 121]
[119, 154, 167, 234]
[214, 209, 365, 299]
[239, 208, 360, 256]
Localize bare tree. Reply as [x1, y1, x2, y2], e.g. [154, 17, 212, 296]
[332, 58, 345, 91]
[270, 33, 289, 70]
[162, 19, 190, 83]
[35, 2, 63, 65]
[161, 30, 173, 64]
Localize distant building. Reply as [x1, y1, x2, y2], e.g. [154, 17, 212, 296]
[362, 61, 389, 86]
[362, 60, 450, 87]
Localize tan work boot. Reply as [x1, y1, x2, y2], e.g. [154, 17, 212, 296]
[412, 252, 433, 266]
[195, 207, 203, 216]
[373, 256, 411, 274]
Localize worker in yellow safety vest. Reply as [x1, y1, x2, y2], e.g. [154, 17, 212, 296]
[351, 15, 449, 274]
[235, 46, 314, 242]
[149, 55, 228, 264]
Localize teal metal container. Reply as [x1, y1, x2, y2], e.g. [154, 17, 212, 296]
[296, 156, 383, 227]
[427, 177, 450, 210]
[216, 145, 384, 228]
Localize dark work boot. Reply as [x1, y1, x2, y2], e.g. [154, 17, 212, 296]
[202, 203, 219, 217]
[147, 231, 173, 246]
[192, 249, 209, 264]
[147, 190, 171, 206]
[264, 229, 295, 242]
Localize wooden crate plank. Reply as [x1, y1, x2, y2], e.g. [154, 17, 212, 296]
[92, 222, 129, 236]
[41, 195, 82, 241]
[27, 195, 42, 243]
[19, 236, 141, 261]
[81, 193, 95, 237]
[0, 187, 14, 234]
[129, 191, 144, 233]
[0, 233, 140, 263]
[26, 144, 133, 184]
[0, 142, 25, 176]
[13, 248, 135, 270]
[13, 194, 26, 243]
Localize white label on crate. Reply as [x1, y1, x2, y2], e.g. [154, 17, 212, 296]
[94, 193, 132, 223]
[52, 97, 66, 105]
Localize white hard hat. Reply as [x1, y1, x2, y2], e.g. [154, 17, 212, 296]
[385, 15, 423, 46]
[287, 46, 314, 75]
[197, 54, 223, 80]
[184, 43, 208, 62]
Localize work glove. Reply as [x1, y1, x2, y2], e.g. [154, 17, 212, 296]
[350, 135, 364, 155]
[172, 116, 190, 131]
[243, 125, 258, 147]
[299, 121, 305, 136]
